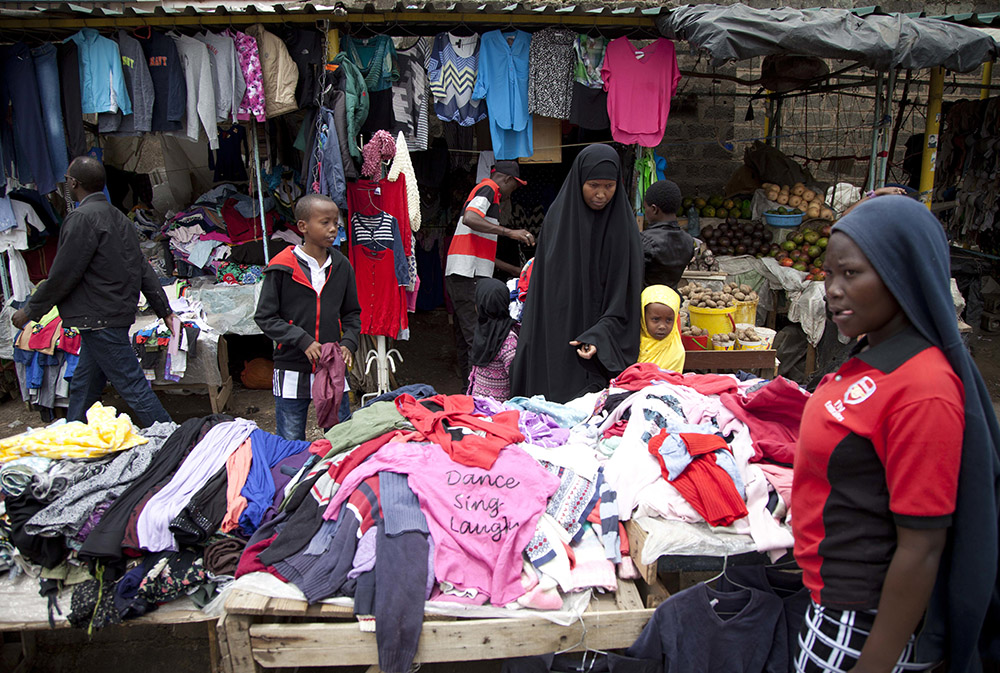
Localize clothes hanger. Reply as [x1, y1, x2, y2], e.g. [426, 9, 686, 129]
[450, 20, 475, 38]
[133, 24, 151, 39]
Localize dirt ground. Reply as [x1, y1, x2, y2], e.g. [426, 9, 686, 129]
[4, 309, 1000, 672]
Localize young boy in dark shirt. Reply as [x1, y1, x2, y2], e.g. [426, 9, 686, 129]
[640, 180, 695, 290]
[254, 194, 362, 440]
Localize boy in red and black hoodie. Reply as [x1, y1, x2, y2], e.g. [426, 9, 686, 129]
[254, 194, 362, 440]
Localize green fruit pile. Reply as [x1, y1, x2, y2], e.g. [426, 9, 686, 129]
[682, 195, 752, 220]
[773, 223, 833, 280]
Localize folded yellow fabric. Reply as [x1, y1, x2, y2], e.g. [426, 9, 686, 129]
[0, 403, 148, 463]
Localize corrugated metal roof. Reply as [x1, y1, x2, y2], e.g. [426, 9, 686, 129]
[0, 0, 666, 20]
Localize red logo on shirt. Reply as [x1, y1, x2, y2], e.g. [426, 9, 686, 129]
[844, 376, 877, 405]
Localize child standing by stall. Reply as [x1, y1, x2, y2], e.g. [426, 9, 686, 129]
[640, 180, 695, 290]
[637, 285, 685, 373]
[467, 278, 518, 400]
[255, 194, 362, 440]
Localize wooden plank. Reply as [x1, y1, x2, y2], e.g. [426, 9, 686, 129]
[683, 349, 778, 371]
[643, 577, 670, 609]
[226, 590, 275, 616]
[249, 609, 654, 668]
[207, 620, 222, 673]
[614, 577, 644, 612]
[624, 520, 658, 585]
[222, 614, 260, 673]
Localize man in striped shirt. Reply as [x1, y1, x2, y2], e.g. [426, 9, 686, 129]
[445, 161, 533, 387]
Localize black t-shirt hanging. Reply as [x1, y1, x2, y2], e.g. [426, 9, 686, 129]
[570, 82, 610, 131]
[135, 30, 186, 132]
[361, 88, 394, 139]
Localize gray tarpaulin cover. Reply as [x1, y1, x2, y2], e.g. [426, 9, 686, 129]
[659, 4, 998, 72]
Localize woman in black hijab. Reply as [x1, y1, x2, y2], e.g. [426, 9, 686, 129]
[510, 144, 643, 402]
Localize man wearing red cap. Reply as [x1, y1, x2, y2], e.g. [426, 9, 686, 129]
[445, 160, 533, 387]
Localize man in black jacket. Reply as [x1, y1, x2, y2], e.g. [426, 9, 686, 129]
[12, 156, 176, 427]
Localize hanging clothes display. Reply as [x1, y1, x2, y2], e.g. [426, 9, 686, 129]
[306, 107, 347, 209]
[57, 41, 88, 158]
[67, 28, 133, 117]
[209, 124, 250, 182]
[473, 30, 533, 160]
[279, 27, 324, 109]
[171, 33, 219, 149]
[346, 34, 398, 138]
[570, 35, 610, 131]
[245, 24, 299, 119]
[391, 37, 430, 151]
[135, 29, 187, 133]
[0, 44, 60, 195]
[601, 37, 681, 147]
[346, 180, 411, 338]
[98, 31, 154, 135]
[195, 31, 246, 123]
[527, 27, 576, 121]
[426, 33, 487, 126]
[327, 53, 370, 163]
[227, 28, 266, 123]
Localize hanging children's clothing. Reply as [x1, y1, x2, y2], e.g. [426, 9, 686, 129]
[426, 33, 487, 126]
[227, 28, 266, 123]
[347, 181, 411, 338]
[306, 108, 347, 209]
[527, 27, 576, 120]
[135, 30, 186, 133]
[472, 30, 533, 160]
[209, 124, 249, 182]
[601, 37, 681, 147]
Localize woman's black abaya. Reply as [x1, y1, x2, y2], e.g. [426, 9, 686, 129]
[510, 144, 643, 402]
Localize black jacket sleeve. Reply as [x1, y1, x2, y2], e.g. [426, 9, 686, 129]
[24, 212, 98, 322]
[140, 260, 172, 319]
[339, 266, 362, 353]
[254, 271, 315, 352]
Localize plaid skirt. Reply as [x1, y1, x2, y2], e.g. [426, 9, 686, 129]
[794, 600, 938, 673]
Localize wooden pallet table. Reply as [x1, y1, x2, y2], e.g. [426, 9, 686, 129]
[217, 579, 654, 673]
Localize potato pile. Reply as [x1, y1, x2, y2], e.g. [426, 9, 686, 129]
[736, 325, 762, 342]
[761, 182, 835, 221]
[712, 332, 736, 347]
[681, 325, 708, 337]
[722, 282, 759, 303]
[680, 283, 737, 309]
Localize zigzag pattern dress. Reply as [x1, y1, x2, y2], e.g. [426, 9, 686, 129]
[426, 32, 487, 127]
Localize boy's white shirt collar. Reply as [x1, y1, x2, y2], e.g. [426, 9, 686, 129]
[293, 245, 331, 293]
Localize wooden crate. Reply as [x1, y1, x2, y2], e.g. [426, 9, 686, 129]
[217, 580, 654, 673]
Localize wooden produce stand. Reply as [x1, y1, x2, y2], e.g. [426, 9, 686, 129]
[684, 349, 779, 378]
[217, 579, 655, 673]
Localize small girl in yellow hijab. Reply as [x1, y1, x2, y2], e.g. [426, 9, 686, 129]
[638, 285, 685, 372]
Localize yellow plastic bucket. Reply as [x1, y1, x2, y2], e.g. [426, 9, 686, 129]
[737, 339, 767, 351]
[733, 299, 759, 325]
[688, 305, 737, 338]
